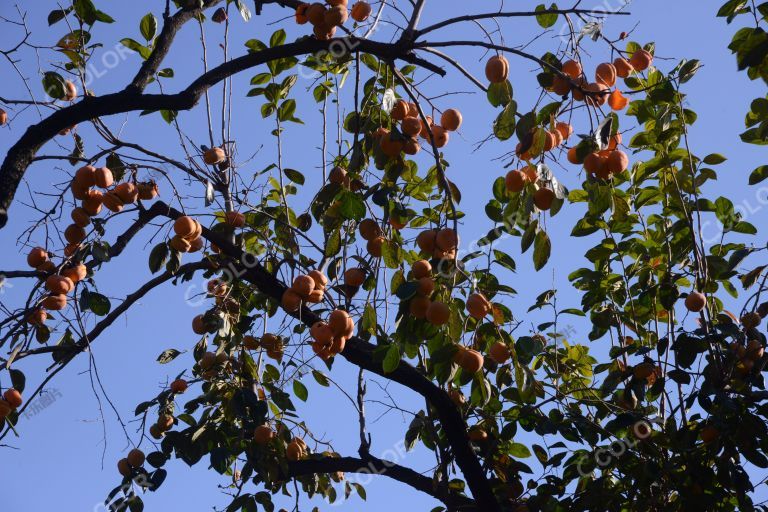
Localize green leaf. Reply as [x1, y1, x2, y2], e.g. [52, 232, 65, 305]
[383, 344, 401, 373]
[88, 292, 111, 316]
[487, 81, 513, 107]
[338, 191, 366, 220]
[42, 72, 67, 100]
[235, 0, 252, 21]
[533, 230, 551, 270]
[678, 59, 702, 83]
[535, 3, 559, 28]
[270, 29, 287, 48]
[749, 165, 768, 184]
[283, 168, 305, 185]
[312, 370, 330, 387]
[140, 13, 157, 41]
[148, 242, 170, 273]
[508, 442, 532, 458]
[703, 153, 727, 165]
[120, 38, 152, 59]
[157, 349, 181, 364]
[493, 101, 518, 140]
[293, 380, 308, 401]
[48, 9, 70, 26]
[9, 369, 25, 393]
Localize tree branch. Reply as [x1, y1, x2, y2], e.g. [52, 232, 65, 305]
[288, 454, 476, 510]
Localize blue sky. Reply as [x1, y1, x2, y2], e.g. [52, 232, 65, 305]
[1, 1, 767, 510]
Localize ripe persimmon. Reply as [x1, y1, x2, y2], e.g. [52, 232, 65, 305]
[42, 294, 67, 311]
[138, 181, 159, 201]
[295, 3, 310, 23]
[555, 122, 573, 140]
[45, 275, 74, 295]
[324, 5, 348, 25]
[344, 268, 366, 287]
[742, 312, 762, 329]
[224, 211, 245, 228]
[585, 82, 610, 107]
[82, 189, 103, 216]
[551, 75, 571, 96]
[583, 152, 606, 175]
[608, 90, 629, 110]
[71, 207, 91, 227]
[416, 229, 437, 253]
[170, 379, 188, 393]
[401, 116, 422, 137]
[292, 275, 315, 297]
[95, 167, 113, 188]
[311, 321, 334, 345]
[614, 57, 634, 78]
[174, 216, 197, 238]
[0, 109, 6, 126]
[308, 270, 328, 291]
[436, 228, 459, 252]
[3, 389, 22, 408]
[391, 99, 409, 121]
[243, 335, 260, 350]
[412, 259, 432, 279]
[430, 125, 449, 148]
[62, 264, 87, 283]
[466, 293, 492, 319]
[27, 308, 48, 325]
[286, 440, 304, 461]
[417, 277, 435, 296]
[117, 458, 131, 477]
[409, 295, 431, 318]
[489, 342, 510, 364]
[358, 218, 382, 241]
[461, 349, 484, 374]
[63, 80, 77, 101]
[419, 116, 434, 139]
[685, 291, 706, 312]
[629, 49, 653, 71]
[170, 235, 192, 253]
[595, 62, 617, 87]
[380, 132, 404, 157]
[282, 289, 303, 312]
[192, 315, 208, 335]
[127, 448, 145, 468]
[102, 191, 124, 213]
[63, 224, 86, 245]
[426, 301, 450, 325]
[328, 309, 350, 336]
[606, 150, 629, 174]
[522, 165, 539, 183]
[254, 425, 275, 445]
[440, 109, 462, 131]
[561, 59, 582, 79]
[746, 339, 764, 360]
[485, 55, 509, 83]
[367, 236, 384, 257]
[75, 165, 97, 187]
[27, 247, 48, 268]
[114, 182, 138, 204]
[700, 425, 719, 444]
[351, 1, 372, 22]
[203, 147, 226, 165]
[403, 138, 421, 155]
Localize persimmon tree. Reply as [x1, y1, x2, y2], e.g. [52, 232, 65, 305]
[1, 1, 768, 511]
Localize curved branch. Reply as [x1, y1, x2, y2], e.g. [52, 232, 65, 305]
[288, 454, 476, 510]
[0, 38, 443, 229]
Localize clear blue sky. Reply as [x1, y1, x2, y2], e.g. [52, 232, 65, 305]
[1, 1, 766, 510]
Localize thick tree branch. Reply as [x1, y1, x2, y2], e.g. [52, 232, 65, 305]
[288, 454, 476, 510]
[0, 38, 442, 229]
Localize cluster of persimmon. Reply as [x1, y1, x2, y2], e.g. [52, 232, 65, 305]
[294, 1, 372, 39]
[242, 333, 285, 361]
[0, 388, 23, 419]
[253, 424, 309, 462]
[376, 99, 463, 158]
[170, 215, 204, 253]
[117, 448, 146, 477]
[405, 259, 447, 324]
[358, 218, 385, 257]
[547, 49, 652, 109]
[310, 309, 355, 360]
[24, 246, 86, 322]
[415, 226, 459, 261]
[281, 270, 328, 312]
